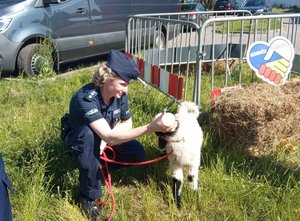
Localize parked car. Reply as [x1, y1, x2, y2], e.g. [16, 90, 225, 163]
[0, 0, 180, 76]
[179, 0, 207, 23]
[213, 0, 241, 11]
[240, 0, 272, 14]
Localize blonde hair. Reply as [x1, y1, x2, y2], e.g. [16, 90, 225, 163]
[92, 62, 117, 89]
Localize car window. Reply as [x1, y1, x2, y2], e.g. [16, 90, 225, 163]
[180, 3, 197, 11]
[216, 0, 234, 5]
[245, 0, 265, 6]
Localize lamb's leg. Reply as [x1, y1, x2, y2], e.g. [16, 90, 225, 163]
[171, 165, 183, 208]
[172, 178, 182, 208]
[188, 165, 199, 191]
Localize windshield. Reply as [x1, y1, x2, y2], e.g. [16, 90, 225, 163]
[245, 0, 265, 6]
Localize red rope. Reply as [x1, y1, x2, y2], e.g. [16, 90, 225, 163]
[97, 154, 115, 221]
[100, 145, 173, 165]
[97, 145, 172, 221]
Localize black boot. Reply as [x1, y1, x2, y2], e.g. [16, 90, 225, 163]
[80, 196, 101, 221]
[172, 178, 182, 209]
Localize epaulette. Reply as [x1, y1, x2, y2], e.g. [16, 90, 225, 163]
[84, 90, 98, 102]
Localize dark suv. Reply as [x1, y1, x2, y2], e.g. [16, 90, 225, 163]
[214, 0, 240, 11]
[179, 0, 207, 22]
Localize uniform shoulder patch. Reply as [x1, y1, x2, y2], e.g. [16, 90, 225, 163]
[84, 90, 98, 102]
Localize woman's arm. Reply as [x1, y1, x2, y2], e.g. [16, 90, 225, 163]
[112, 118, 133, 132]
[90, 113, 175, 146]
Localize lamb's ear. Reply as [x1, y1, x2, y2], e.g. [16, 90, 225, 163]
[189, 108, 200, 119]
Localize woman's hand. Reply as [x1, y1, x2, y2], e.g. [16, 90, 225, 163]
[149, 113, 177, 133]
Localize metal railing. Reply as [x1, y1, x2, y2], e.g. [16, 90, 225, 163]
[125, 11, 300, 106]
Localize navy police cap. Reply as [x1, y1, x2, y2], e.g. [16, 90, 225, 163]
[106, 50, 139, 83]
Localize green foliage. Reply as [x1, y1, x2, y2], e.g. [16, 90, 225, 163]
[37, 38, 57, 78]
[1, 68, 300, 221]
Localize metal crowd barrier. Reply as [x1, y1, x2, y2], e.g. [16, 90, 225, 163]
[125, 11, 300, 106]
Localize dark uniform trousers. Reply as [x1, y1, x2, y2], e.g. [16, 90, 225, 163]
[65, 125, 145, 201]
[0, 154, 14, 221]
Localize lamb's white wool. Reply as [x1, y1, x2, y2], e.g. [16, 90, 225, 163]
[157, 101, 203, 207]
[169, 102, 202, 186]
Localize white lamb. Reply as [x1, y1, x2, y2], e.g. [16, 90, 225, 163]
[156, 101, 203, 208]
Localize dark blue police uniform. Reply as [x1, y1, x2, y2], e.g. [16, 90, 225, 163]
[0, 154, 14, 221]
[65, 83, 145, 201]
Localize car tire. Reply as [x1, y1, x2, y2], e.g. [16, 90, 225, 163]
[17, 43, 42, 76]
[153, 30, 166, 49]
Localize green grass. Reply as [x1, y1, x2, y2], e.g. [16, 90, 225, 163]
[1, 68, 300, 221]
[216, 18, 281, 34]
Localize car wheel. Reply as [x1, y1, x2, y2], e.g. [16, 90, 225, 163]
[153, 30, 166, 49]
[17, 44, 42, 76]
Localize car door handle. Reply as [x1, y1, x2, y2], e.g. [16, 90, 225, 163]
[76, 8, 87, 14]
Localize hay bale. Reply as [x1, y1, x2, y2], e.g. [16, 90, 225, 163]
[210, 79, 300, 155]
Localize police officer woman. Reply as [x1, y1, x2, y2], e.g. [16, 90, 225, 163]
[64, 50, 176, 220]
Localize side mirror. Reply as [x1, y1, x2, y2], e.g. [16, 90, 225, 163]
[43, 0, 60, 4]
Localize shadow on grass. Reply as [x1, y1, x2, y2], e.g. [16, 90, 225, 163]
[111, 151, 170, 186]
[41, 136, 171, 201]
[1, 54, 108, 79]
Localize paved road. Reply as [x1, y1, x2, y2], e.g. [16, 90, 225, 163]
[167, 21, 300, 55]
